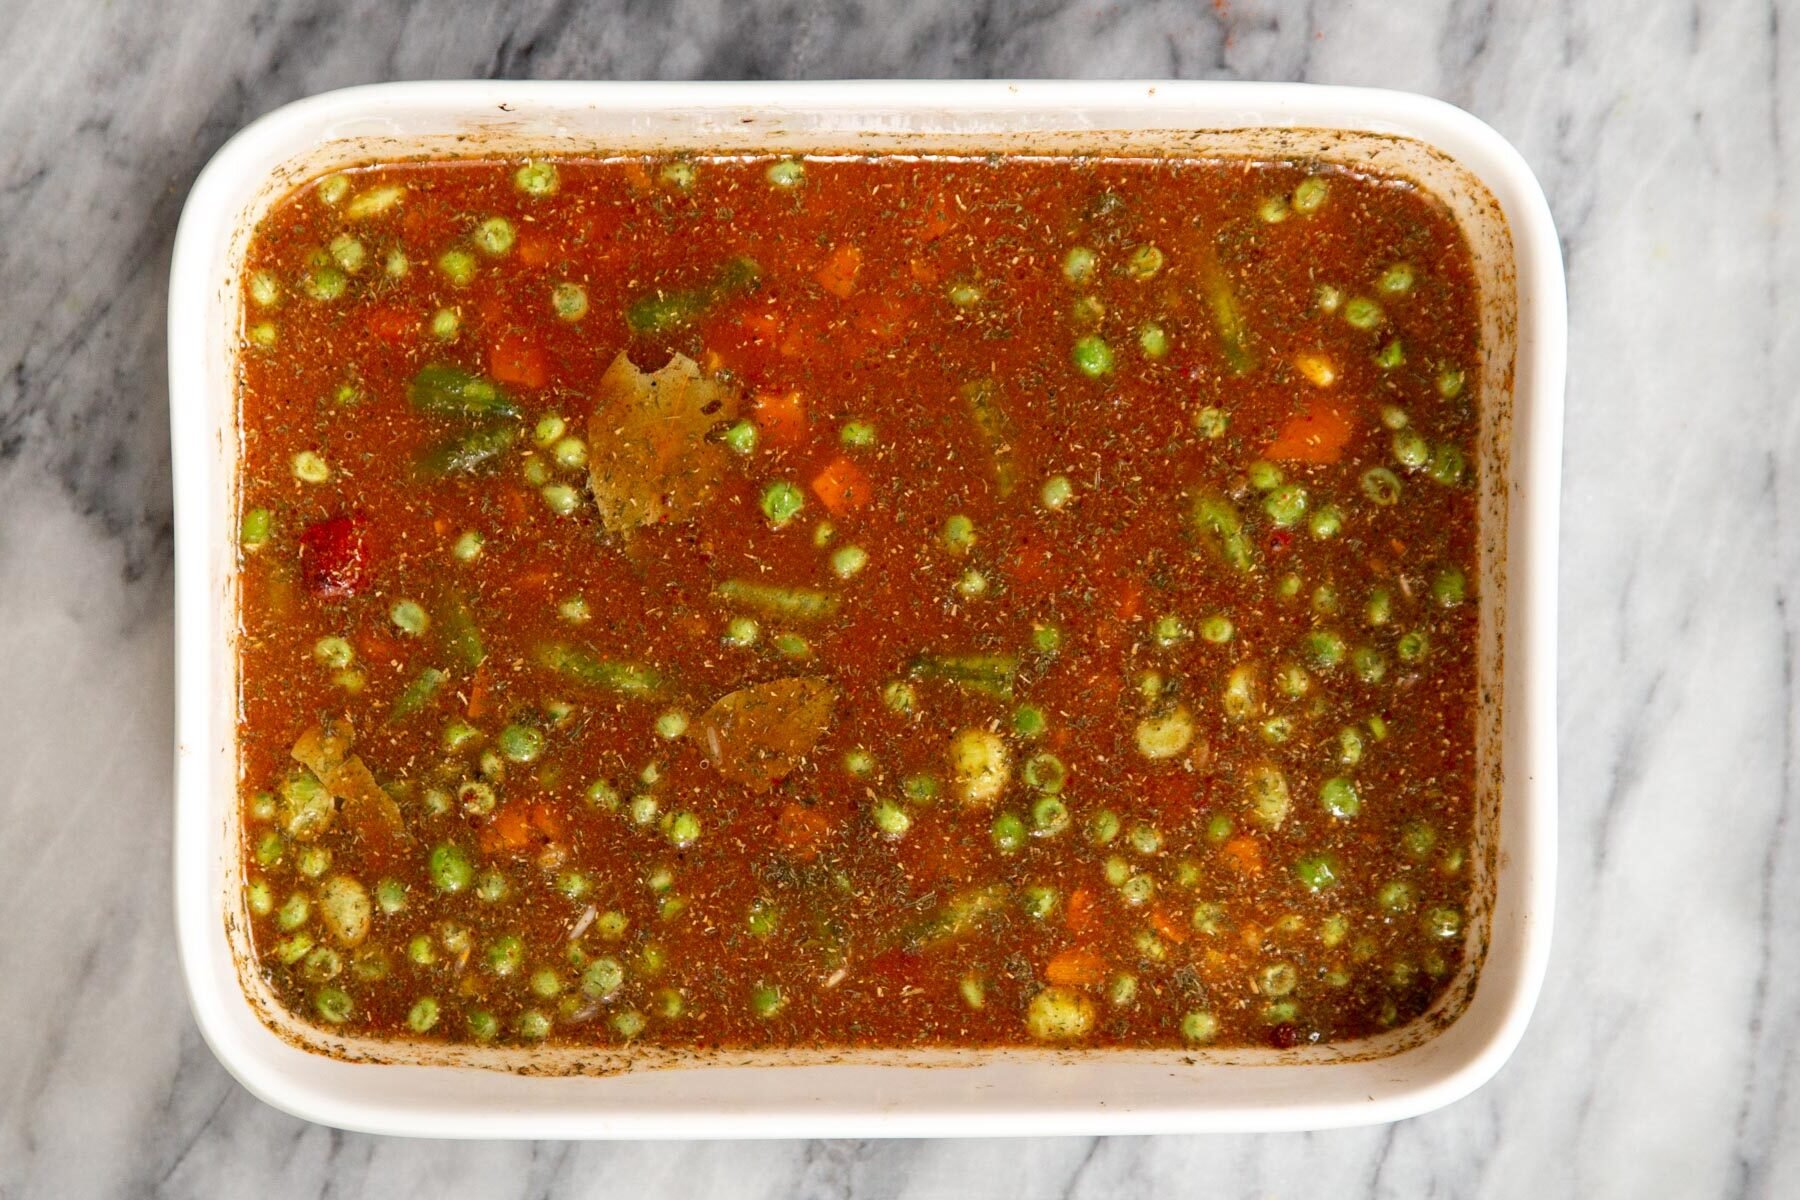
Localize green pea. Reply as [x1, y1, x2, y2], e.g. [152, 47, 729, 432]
[1015, 885, 1055, 919]
[1338, 726, 1365, 767]
[1138, 322, 1170, 359]
[437, 248, 477, 287]
[1263, 484, 1308, 526]
[1401, 819, 1438, 860]
[1040, 473, 1075, 511]
[1072, 334, 1114, 377]
[765, 159, 805, 188]
[276, 892, 310, 931]
[428, 844, 474, 893]
[1320, 777, 1361, 819]
[1181, 1009, 1220, 1043]
[1304, 630, 1345, 669]
[486, 934, 524, 976]
[830, 544, 868, 579]
[1429, 443, 1467, 485]
[1308, 505, 1343, 539]
[903, 773, 939, 803]
[1194, 407, 1228, 439]
[1088, 809, 1121, 846]
[1032, 622, 1062, 654]
[301, 263, 347, 302]
[1343, 296, 1384, 330]
[1126, 244, 1165, 279]
[1352, 646, 1388, 683]
[1247, 459, 1284, 490]
[840, 420, 876, 448]
[991, 811, 1028, 855]
[1375, 339, 1405, 370]
[1205, 813, 1235, 844]
[1258, 194, 1291, 223]
[1062, 245, 1097, 283]
[1200, 614, 1235, 643]
[515, 160, 558, 195]
[871, 798, 912, 838]
[1393, 429, 1430, 469]
[1379, 881, 1416, 912]
[1397, 630, 1430, 663]
[1378, 262, 1416, 295]
[1425, 905, 1464, 939]
[665, 811, 701, 848]
[760, 479, 805, 526]
[655, 710, 689, 740]
[475, 870, 509, 903]
[1433, 568, 1467, 607]
[1437, 365, 1466, 399]
[1294, 853, 1341, 891]
[552, 281, 588, 321]
[1365, 587, 1393, 626]
[1292, 176, 1329, 213]
[248, 321, 278, 348]
[724, 616, 759, 648]
[750, 983, 786, 1017]
[406, 997, 440, 1034]
[497, 724, 545, 763]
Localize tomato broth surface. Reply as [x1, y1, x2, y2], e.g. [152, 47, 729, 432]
[235, 152, 1483, 1055]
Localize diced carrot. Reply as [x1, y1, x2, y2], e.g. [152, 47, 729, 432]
[621, 161, 653, 193]
[466, 662, 494, 720]
[1266, 402, 1353, 464]
[1007, 538, 1053, 584]
[1065, 888, 1098, 935]
[810, 456, 874, 516]
[1045, 946, 1107, 987]
[516, 231, 555, 267]
[908, 256, 939, 284]
[751, 390, 808, 445]
[490, 802, 535, 851]
[355, 628, 402, 667]
[1116, 578, 1145, 621]
[528, 801, 566, 841]
[851, 294, 912, 341]
[1222, 835, 1264, 876]
[815, 245, 863, 298]
[775, 802, 831, 862]
[490, 331, 550, 389]
[1150, 905, 1191, 945]
[916, 197, 955, 241]
[367, 304, 415, 344]
[742, 310, 784, 343]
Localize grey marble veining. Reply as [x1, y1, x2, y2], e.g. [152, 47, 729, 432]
[1, 0, 1795, 1196]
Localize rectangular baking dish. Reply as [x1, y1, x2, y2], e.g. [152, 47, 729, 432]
[170, 80, 1563, 1137]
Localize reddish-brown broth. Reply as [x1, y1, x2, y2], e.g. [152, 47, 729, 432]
[235, 152, 1483, 1053]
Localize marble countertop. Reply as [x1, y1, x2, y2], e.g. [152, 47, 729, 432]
[1, 0, 1794, 1196]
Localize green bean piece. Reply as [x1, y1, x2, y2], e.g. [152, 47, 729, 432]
[1361, 467, 1402, 506]
[625, 256, 760, 335]
[840, 420, 876, 448]
[534, 643, 663, 697]
[907, 652, 1018, 698]
[1192, 493, 1254, 572]
[1198, 248, 1255, 374]
[240, 507, 273, 549]
[1022, 752, 1067, 794]
[314, 987, 353, 1024]
[713, 578, 840, 622]
[760, 479, 805, 526]
[415, 423, 518, 476]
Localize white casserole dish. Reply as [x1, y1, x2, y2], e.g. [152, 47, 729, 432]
[169, 80, 1564, 1137]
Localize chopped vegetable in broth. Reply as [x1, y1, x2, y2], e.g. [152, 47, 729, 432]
[235, 153, 1484, 1054]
